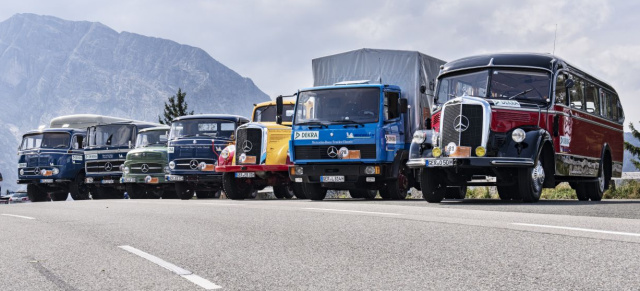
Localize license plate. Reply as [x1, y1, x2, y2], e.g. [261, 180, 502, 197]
[321, 176, 345, 182]
[167, 175, 184, 181]
[426, 159, 454, 167]
[236, 172, 255, 178]
[102, 179, 115, 184]
[40, 179, 54, 183]
[122, 178, 136, 183]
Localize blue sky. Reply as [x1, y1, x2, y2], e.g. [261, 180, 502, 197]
[2, 0, 639, 129]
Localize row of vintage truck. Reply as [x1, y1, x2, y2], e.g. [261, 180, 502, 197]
[16, 49, 625, 203]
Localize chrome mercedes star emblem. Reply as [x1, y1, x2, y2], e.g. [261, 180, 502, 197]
[327, 146, 339, 158]
[33, 167, 40, 175]
[189, 159, 199, 170]
[242, 140, 253, 153]
[104, 162, 113, 171]
[453, 115, 470, 133]
[141, 164, 149, 173]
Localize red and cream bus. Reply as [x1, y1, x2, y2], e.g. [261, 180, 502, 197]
[407, 53, 624, 203]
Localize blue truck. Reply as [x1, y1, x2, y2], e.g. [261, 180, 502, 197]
[165, 114, 249, 200]
[284, 49, 445, 200]
[84, 119, 162, 199]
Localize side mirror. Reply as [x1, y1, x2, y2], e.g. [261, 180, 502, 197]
[399, 98, 408, 114]
[564, 79, 574, 89]
[275, 95, 283, 125]
[419, 85, 427, 94]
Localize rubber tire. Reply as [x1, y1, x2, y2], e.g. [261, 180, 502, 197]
[69, 172, 90, 200]
[175, 182, 194, 200]
[587, 164, 608, 201]
[50, 191, 68, 201]
[518, 158, 544, 203]
[126, 184, 146, 199]
[162, 189, 178, 199]
[196, 190, 218, 199]
[349, 190, 363, 199]
[350, 189, 377, 200]
[569, 182, 589, 201]
[497, 185, 517, 200]
[273, 185, 294, 199]
[292, 183, 307, 199]
[27, 184, 48, 202]
[420, 168, 446, 203]
[223, 172, 253, 200]
[380, 165, 410, 200]
[444, 185, 467, 199]
[303, 183, 327, 201]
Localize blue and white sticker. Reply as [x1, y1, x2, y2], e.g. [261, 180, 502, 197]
[294, 131, 319, 140]
[18, 163, 27, 168]
[167, 147, 174, 153]
[560, 135, 571, 147]
[385, 135, 397, 144]
[72, 155, 83, 161]
[85, 153, 98, 160]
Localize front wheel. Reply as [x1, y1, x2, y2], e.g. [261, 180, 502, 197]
[222, 172, 253, 200]
[291, 183, 307, 199]
[350, 189, 377, 200]
[569, 182, 589, 201]
[175, 182, 194, 200]
[380, 165, 410, 200]
[420, 168, 446, 203]
[518, 158, 545, 203]
[69, 172, 90, 200]
[27, 184, 48, 202]
[497, 185, 517, 200]
[586, 163, 608, 201]
[273, 185, 294, 199]
[303, 183, 327, 201]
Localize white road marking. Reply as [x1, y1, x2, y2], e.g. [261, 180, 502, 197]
[303, 208, 401, 216]
[118, 245, 221, 290]
[512, 223, 640, 238]
[1, 214, 36, 220]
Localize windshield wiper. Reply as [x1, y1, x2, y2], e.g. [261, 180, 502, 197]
[296, 121, 328, 128]
[508, 89, 533, 100]
[329, 119, 364, 128]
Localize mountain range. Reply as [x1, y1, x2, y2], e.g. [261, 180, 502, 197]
[0, 13, 269, 191]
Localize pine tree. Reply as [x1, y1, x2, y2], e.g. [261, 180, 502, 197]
[624, 122, 640, 170]
[158, 88, 194, 124]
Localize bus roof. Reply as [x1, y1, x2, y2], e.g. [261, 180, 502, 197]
[49, 114, 132, 129]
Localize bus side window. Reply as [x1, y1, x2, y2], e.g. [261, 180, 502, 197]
[611, 94, 619, 121]
[584, 82, 599, 115]
[599, 91, 607, 118]
[569, 76, 584, 110]
[617, 97, 625, 123]
[555, 74, 568, 105]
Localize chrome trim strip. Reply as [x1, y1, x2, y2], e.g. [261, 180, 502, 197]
[406, 159, 427, 168]
[490, 160, 534, 166]
[442, 65, 552, 76]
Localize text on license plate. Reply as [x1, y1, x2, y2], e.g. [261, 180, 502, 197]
[235, 172, 255, 178]
[321, 176, 345, 182]
[102, 180, 115, 184]
[426, 159, 454, 167]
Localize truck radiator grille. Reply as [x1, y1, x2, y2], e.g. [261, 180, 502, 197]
[130, 163, 164, 174]
[294, 144, 376, 160]
[86, 160, 125, 174]
[236, 128, 263, 163]
[441, 103, 484, 148]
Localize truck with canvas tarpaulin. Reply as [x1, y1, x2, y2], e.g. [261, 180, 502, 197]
[285, 48, 445, 200]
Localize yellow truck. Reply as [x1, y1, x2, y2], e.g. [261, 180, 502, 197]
[216, 99, 305, 199]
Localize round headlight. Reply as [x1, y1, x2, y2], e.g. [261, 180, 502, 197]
[512, 128, 526, 143]
[475, 146, 486, 157]
[19, 169, 24, 176]
[52, 167, 60, 175]
[413, 131, 426, 144]
[198, 162, 207, 170]
[169, 161, 175, 169]
[365, 166, 376, 175]
[432, 147, 442, 157]
[220, 148, 229, 159]
[123, 166, 130, 174]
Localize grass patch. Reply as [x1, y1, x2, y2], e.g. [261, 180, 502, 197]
[604, 180, 640, 199]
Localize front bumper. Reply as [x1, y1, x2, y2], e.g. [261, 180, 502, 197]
[120, 175, 169, 184]
[215, 164, 289, 173]
[407, 157, 534, 168]
[85, 175, 124, 186]
[17, 178, 72, 185]
[165, 173, 222, 183]
[288, 164, 387, 189]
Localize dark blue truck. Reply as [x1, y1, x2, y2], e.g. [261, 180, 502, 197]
[165, 114, 249, 200]
[284, 49, 445, 200]
[17, 128, 89, 201]
[84, 120, 161, 199]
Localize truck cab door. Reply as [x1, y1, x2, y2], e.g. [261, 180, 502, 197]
[382, 90, 404, 161]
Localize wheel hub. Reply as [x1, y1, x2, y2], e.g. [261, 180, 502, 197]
[531, 162, 545, 192]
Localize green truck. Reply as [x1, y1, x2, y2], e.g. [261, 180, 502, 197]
[120, 126, 176, 199]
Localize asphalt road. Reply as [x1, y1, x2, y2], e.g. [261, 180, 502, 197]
[2, 197, 640, 290]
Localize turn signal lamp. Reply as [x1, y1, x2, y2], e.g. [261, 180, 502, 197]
[432, 147, 442, 157]
[475, 146, 486, 157]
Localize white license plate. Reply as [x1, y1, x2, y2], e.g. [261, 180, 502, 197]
[426, 159, 454, 167]
[167, 175, 184, 181]
[235, 172, 255, 178]
[321, 176, 345, 182]
[40, 179, 54, 183]
[102, 180, 115, 184]
[122, 178, 136, 183]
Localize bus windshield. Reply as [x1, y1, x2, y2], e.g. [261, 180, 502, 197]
[254, 104, 295, 122]
[294, 87, 380, 125]
[88, 125, 134, 148]
[436, 69, 551, 105]
[135, 130, 168, 148]
[20, 133, 71, 150]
